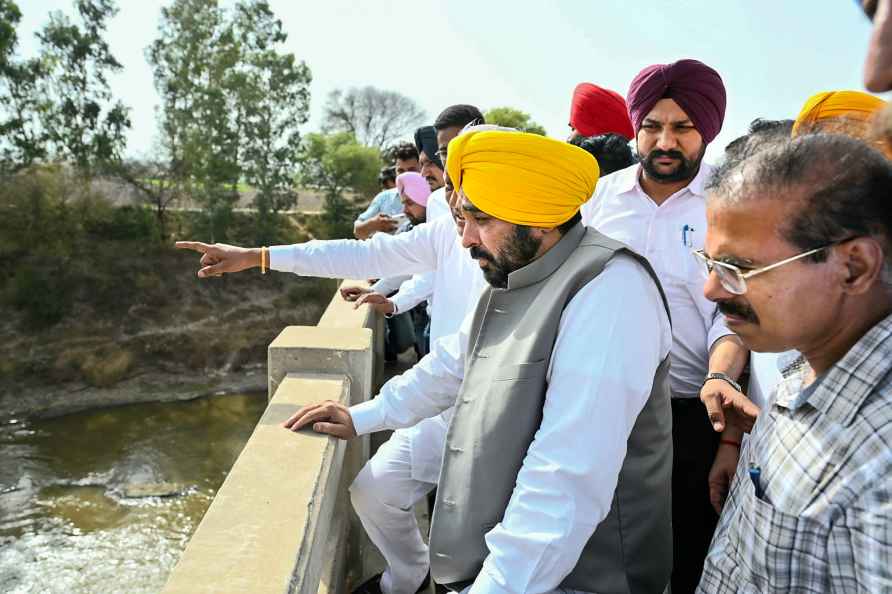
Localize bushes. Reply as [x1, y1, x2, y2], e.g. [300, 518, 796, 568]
[8, 266, 74, 328]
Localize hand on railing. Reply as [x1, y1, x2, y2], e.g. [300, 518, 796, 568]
[352, 292, 395, 315]
[283, 400, 357, 440]
[340, 285, 371, 302]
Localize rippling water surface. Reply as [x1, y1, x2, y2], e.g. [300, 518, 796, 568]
[0, 394, 267, 594]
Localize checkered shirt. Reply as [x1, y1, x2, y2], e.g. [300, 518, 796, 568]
[698, 312, 892, 593]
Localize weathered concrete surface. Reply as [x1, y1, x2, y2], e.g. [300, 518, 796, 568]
[268, 326, 373, 408]
[162, 374, 350, 594]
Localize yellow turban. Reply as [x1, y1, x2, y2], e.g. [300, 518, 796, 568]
[446, 130, 599, 227]
[792, 90, 886, 136]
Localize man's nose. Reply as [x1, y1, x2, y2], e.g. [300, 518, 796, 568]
[461, 220, 480, 249]
[655, 128, 678, 151]
[703, 269, 733, 303]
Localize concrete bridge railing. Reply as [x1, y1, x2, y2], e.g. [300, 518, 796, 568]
[162, 280, 384, 594]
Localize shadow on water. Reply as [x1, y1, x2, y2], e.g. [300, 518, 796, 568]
[0, 393, 267, 594]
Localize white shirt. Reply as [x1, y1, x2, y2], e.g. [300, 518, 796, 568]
[269, 212, 485, 352]
[581, 163, 733, 399]
[748, 350, 801, 412]
[389, 188, 450, 317]
[351, 256, 673, 594]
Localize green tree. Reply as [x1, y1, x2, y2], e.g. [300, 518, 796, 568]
[0, 0, 129, 176]
[231, 0, 311, 244]
[322, 86, 425, 150]
[37, 0, 130, 175]
[484, 106, 547, 135]
[299, 132, 380, 238]
[148, 0, 239, 242]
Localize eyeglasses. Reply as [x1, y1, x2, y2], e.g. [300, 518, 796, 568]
[692, 243, 841, 295]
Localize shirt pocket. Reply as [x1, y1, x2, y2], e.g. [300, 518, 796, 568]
[735, 484, 831, 592]
[492, 359, 547, 382]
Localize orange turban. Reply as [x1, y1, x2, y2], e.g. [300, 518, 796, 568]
[792, 91, 886, 136]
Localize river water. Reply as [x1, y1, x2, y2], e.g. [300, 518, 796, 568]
[0, 393, 267, 594]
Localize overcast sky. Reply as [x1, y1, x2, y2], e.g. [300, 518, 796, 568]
[18, 0, 879, 161]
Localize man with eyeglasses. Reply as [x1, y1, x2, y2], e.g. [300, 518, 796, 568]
[580, 59, 749, 594]
[696, 133, 892, 593]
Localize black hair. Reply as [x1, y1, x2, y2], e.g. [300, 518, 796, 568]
[391, 142, 419, 163]
[569, 133, 638, 176]
[556, 211, 583, 235]
[708, 134, 892, 262]
[378, 165, 396, 184]
[434, 104, 486, 131]
[723, 118, 794, 159]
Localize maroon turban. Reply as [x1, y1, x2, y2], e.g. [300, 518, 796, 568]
[626, 59, 727, 144]
[569, 83, 634, 139]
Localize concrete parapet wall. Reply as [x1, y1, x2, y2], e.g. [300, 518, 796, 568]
[162, 374, 351, 594]
[163, 280, 382, 594]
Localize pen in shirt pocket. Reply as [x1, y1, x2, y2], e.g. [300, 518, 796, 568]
[682, 224, 695, 248]
[749, 463, 764, 499]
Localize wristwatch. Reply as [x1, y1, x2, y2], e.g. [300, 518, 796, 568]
[702, 372, 742, 393]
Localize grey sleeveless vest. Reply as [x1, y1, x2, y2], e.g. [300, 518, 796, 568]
[429, 223, 673, 594]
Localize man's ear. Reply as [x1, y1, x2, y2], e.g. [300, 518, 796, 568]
[839, 237, 887, 295]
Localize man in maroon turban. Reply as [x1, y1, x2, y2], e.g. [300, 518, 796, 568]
[580, 58, 748, 594]
[568, 82, 635, 141]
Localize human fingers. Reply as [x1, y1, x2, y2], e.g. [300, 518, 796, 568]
[340, 286, 366, 302]
[733, 395, 761, 427]
[311, 421, 353, 440]
[700, 387, 726, 433]
[282, 402, 329, 430]
[175, 241, 211, 253]
[200, 252, 220, 267]
[197, 262, 228, 278]
[353, 292, 383, 309]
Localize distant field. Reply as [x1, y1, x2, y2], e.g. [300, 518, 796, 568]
[92, 178, 356, 214]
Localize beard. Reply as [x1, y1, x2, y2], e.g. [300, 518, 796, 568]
[425, 175, 443, 191]
[717, 298, 760, 324]
[469, 226, 541, 289]
[641, 146, 705, 183]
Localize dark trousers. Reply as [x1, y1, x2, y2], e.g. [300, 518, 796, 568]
[671, 397, 721, 594]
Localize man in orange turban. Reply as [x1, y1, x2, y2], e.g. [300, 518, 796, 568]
[792, 90, 886, 136]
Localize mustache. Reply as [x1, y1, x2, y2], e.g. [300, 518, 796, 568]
[469, 246, 494, 261]
[647, 149, 686, 162]
[717, 299, 759, 323]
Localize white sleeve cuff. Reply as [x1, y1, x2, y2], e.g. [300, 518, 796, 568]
[349, 399, 387, 436]
[269, 245, 296, 273]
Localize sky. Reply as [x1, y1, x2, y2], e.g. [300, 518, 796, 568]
[17, 0, 879, 162]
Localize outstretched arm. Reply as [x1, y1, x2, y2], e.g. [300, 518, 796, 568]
[176, 217, 451, 280]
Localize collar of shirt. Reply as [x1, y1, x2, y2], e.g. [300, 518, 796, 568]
[612, 161, 711, 205]
[775, 312, 892, 426]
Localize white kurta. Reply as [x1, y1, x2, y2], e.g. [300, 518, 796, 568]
[581, 162, 733, 399]
[350, 256, 673, 594]
[269, 212, 485, 482]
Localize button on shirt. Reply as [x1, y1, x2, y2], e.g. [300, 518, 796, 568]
[581, 163, 732, 399]
[351, 255, 673, 594]
[699, 313, 892, 593]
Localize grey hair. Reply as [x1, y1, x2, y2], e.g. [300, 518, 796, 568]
[708, 134, 892, 265]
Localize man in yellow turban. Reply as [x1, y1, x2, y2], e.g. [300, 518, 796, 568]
[444, 129, 597, 286]
[792, 90, 886, 136]
[282, 127, 676, 593]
